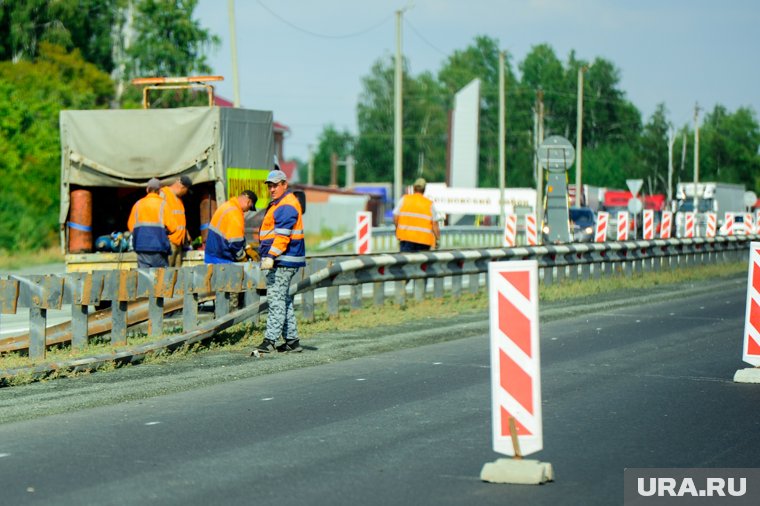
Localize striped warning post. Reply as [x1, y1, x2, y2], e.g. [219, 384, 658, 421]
[724, 212, 735, 236]
[595, 211, 609, 242]
[742, 242, 760, 367]
[642, 209, 654, 240]
[684, 212, 695, 238]
[745, 213, 755, 235]
[756, 211, 760, 232]
[503, 214, 517, 247]
[488, 260, 542, 457]
[660, 210, 672, 239]
[616, 211, 629, 241]
[355, 211, 372, 255]
[525, 214, 538, 246]
[705, 212, 717, 238]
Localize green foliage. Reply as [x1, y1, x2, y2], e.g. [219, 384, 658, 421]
[312, 125, 355, 186]
[0, 43, 113, 252]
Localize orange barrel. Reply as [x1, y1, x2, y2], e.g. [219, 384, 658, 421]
[68, 188, 93, 253]
[199, 188, 217, 245]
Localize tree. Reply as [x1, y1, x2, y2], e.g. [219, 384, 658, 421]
[0, 43, 113, 252]
[699, 105, 760, 191]
[639, 104, 671, 194]
[312, 125, 355, 187]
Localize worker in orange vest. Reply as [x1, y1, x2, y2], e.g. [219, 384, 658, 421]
[127, 178, 178, 268]
[160, 175, 192, 267]
[393, 178, 440, 252]
[204, 190, 257, 264]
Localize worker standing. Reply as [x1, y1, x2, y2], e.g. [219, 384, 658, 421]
[160, 175, 192, 267]
[254, 169, 306, 354]
[127, 178, 178, 268]
[204, 190, 257, 264]
[393, 178, 440, 252]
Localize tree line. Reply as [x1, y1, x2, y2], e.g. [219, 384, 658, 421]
[1, 3, 758, 253]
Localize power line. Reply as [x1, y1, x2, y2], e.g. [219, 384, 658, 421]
[255, 0, 393, 39]
[405, 18, 448, 57]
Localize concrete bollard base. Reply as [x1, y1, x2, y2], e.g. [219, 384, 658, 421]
[480, 458, 554, 485]
[733, 368, 760, 383]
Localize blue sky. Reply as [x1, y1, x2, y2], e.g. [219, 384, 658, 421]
[195, 0, 760, 162]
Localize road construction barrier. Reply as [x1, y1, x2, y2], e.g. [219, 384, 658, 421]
[745, 214, 755, 235]
[503, 215, 517, 247]
[725, 213, 735, 236]
[595, 212, 609, 243]
[684, 212, 696, 238]
[706, 213, 717, 238]
[0, 235, 754, 382]
[355, 211, 372, 255]
[643, 210, 654, 240]
[481, 260, 553, 484]
[735, 241, 760, 383]
[524, 215, 538, 246]
[660, 211, 672, 239]
[617, 212, 629, 241]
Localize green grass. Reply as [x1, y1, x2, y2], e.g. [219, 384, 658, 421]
[0, 259, 748, 384]
[0, 246, 64, 271]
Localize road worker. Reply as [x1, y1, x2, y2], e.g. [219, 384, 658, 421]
[160, 175, 192, 267]
[127, 178, 179, 268]
[254, 169, 306, 354]
[204, 190, 257, 264]
[393, 178, 440, 252]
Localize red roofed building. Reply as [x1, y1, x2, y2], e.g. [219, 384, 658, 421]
[214, 95, 299, 182]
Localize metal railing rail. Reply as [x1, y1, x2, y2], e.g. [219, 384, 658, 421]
[0, 235, 752, 382]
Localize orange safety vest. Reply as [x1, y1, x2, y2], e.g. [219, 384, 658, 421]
[160, 187, 187, 246]
[395, 193, 435, 247]
[258, 191, 305, 267]
[205, 198, 246, 263]
[127, 192, 177, 253]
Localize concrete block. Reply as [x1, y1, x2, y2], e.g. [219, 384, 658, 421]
[480, 458, 554, 485]
[733, 368, 760, 383]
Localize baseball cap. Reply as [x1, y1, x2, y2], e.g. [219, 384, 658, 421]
[413, 177, 427, 190]
[266, 169, 287, 184]
[179, 175, 192, 188]
[146, 178, 161, 191]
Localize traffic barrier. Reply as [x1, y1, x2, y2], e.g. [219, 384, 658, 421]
[724, 212, 735, 236]
[705, 213, 717, 238]
[503, 215, 517, 247]
[642, 210, 654, 240]
[660, 211, 672, 239]
[617, 211, 629, 241]
[684, 212, 695, 238]
[355, 211, 372, 255]
[595, 211, 609, 242]
[745, 213, 755, 235]
[525, 214, 538, 246]
[734, 241, 760, 383]
[756, 211, 760, 233]
[481, 260, 553, 484]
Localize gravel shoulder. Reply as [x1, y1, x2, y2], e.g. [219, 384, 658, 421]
[0, 273, 746, 425]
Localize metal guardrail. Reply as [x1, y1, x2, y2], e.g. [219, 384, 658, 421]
[0, 235, 752, 382]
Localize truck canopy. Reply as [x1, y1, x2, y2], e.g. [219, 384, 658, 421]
[59, 106, 274, 226]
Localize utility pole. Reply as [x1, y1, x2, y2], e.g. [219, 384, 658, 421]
[667, 125, 675, 209]
[393, 9, 404, 206]
[330, 152, 338, 188]
[693, 103, 701, 214]
[307, 145, 314, 186]
[575, 65, 588, 206]
[498, 50, 506, 227]
[227, 0, 241, 107]
[536, 89, 545, 236]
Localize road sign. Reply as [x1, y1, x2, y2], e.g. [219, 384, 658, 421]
[742, 242, 760, 366]
[488, 260, 543, 457]
[744, 191, 757, 208]
[536, 136, 574, 173]
[627, 197, 643, 214]
[626, 179, 643, 197]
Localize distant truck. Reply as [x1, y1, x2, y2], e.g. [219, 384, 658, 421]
[60, 106, 276, 272]
[674, 182, 746, 235]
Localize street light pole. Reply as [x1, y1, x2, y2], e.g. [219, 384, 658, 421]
[693, 103, 700, 214]
[227, 0, 241, 107]
[575, 65, 588, 206]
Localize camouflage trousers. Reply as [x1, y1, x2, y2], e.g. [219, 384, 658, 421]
[264, 266, 299, 342]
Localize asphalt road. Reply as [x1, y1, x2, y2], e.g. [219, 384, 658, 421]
[1, 276, 759, 505]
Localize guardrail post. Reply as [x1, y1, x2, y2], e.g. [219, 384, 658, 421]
[395, 280, 406, 305]
[556, 264, 566, 284]
[452, 274, 462, 298]
[29, 307, 47, 360]
[183, 266, 199, 332]
[543, 266, 554, 286]
[373, 281, 384, 307]
[351, 284, 362, 310]
[243, 263, 260, 324]
[433, 277, 444, 298]
[468, 273, 479, 294]
[327, 286, 339, 316]
[414, 278, 425, 301]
